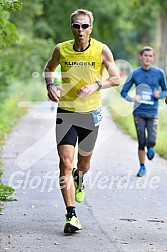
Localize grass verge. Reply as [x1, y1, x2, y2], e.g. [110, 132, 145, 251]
[0, 78, 46, 200]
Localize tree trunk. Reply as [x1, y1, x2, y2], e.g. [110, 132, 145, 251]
[156, 10, 167, 73]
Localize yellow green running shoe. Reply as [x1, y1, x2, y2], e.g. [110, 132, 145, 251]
[72, 168, 86, 203]
[64, 215, 82, 233]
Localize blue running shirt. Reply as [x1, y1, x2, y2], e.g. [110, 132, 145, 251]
[121, 66, 167, 116]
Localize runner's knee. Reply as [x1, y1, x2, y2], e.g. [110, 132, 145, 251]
[59, 157, 73, 176]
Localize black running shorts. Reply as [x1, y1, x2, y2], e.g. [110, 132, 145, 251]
[56, 108, 99, 154]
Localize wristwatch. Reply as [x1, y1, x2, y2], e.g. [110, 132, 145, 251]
[95, 80, 102, 91]
[46, 82, 55, 89]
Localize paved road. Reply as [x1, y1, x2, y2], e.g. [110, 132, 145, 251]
[0, 101, 167, 252]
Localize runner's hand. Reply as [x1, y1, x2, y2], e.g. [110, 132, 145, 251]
[133, 95, 141, 102]
[47, 85, 63, 102]
[77, 83, 97, 97]
[153, 89, 160, 99]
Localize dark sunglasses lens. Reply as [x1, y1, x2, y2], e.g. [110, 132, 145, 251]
[82, 24, 89, 29]
[72, 23, 90, 29]
[72, 24, 80, 29]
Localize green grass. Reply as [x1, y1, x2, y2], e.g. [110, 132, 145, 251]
[0, 184, 15, 201]
[106, 86, 167, 159]
[0, 161, 15, 201]
[0, 79, 46, 145]
[0, 78, 46, 200]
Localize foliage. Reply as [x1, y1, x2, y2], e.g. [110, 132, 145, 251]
[1, 0, 167, 92]
[0, 0, 23, 95]
[0, 0, 22, 47]
[24, 0, 166, 67]
[0, 0, 22, 12]
[0, 162, 14, 201]
[0, 0, 167, 140]
[0, 184, 15, 201]
[0, 34, 54, 99]
[10, 0, 43, 32]
[0, 79, 46, 145]
[34, 0, 132, 57]
[0, 9, 18, 47]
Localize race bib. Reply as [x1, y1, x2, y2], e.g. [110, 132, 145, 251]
[92, 108, 103, 126]
[139, 91, 154, 105]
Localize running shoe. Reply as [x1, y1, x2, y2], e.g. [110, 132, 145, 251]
[64, 215, 82, 233]
[72, 168, 85, 203]
[147, 147, 154, 160]
[137, 165, 146, 177]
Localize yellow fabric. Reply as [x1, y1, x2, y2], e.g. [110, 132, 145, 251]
[59, 38, 104, 112]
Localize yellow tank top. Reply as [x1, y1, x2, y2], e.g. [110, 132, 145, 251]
[59, 38, 104, 112]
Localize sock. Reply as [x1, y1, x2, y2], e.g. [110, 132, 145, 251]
[74, 169, 83, 185]
[140, 164, 145, 167]
[66, 206, 76, 218]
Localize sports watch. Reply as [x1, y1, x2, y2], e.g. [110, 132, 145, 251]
[95, 80, 102, 91]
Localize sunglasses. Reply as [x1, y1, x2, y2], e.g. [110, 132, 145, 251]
[71, 23, 91, 29]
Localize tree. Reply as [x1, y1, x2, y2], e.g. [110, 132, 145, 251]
[0, 0, 22, 47]
[155, 1, 167, 72]
[127, 0, 167, 72]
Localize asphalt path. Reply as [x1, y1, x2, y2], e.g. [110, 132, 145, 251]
[0, 100, 167, 252]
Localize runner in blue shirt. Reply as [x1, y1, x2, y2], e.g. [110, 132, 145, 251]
[121, 46, 167, 177]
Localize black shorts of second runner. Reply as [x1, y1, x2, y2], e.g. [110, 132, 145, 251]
[56, 108, 99, 156]
[133, 114, 158, 150]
